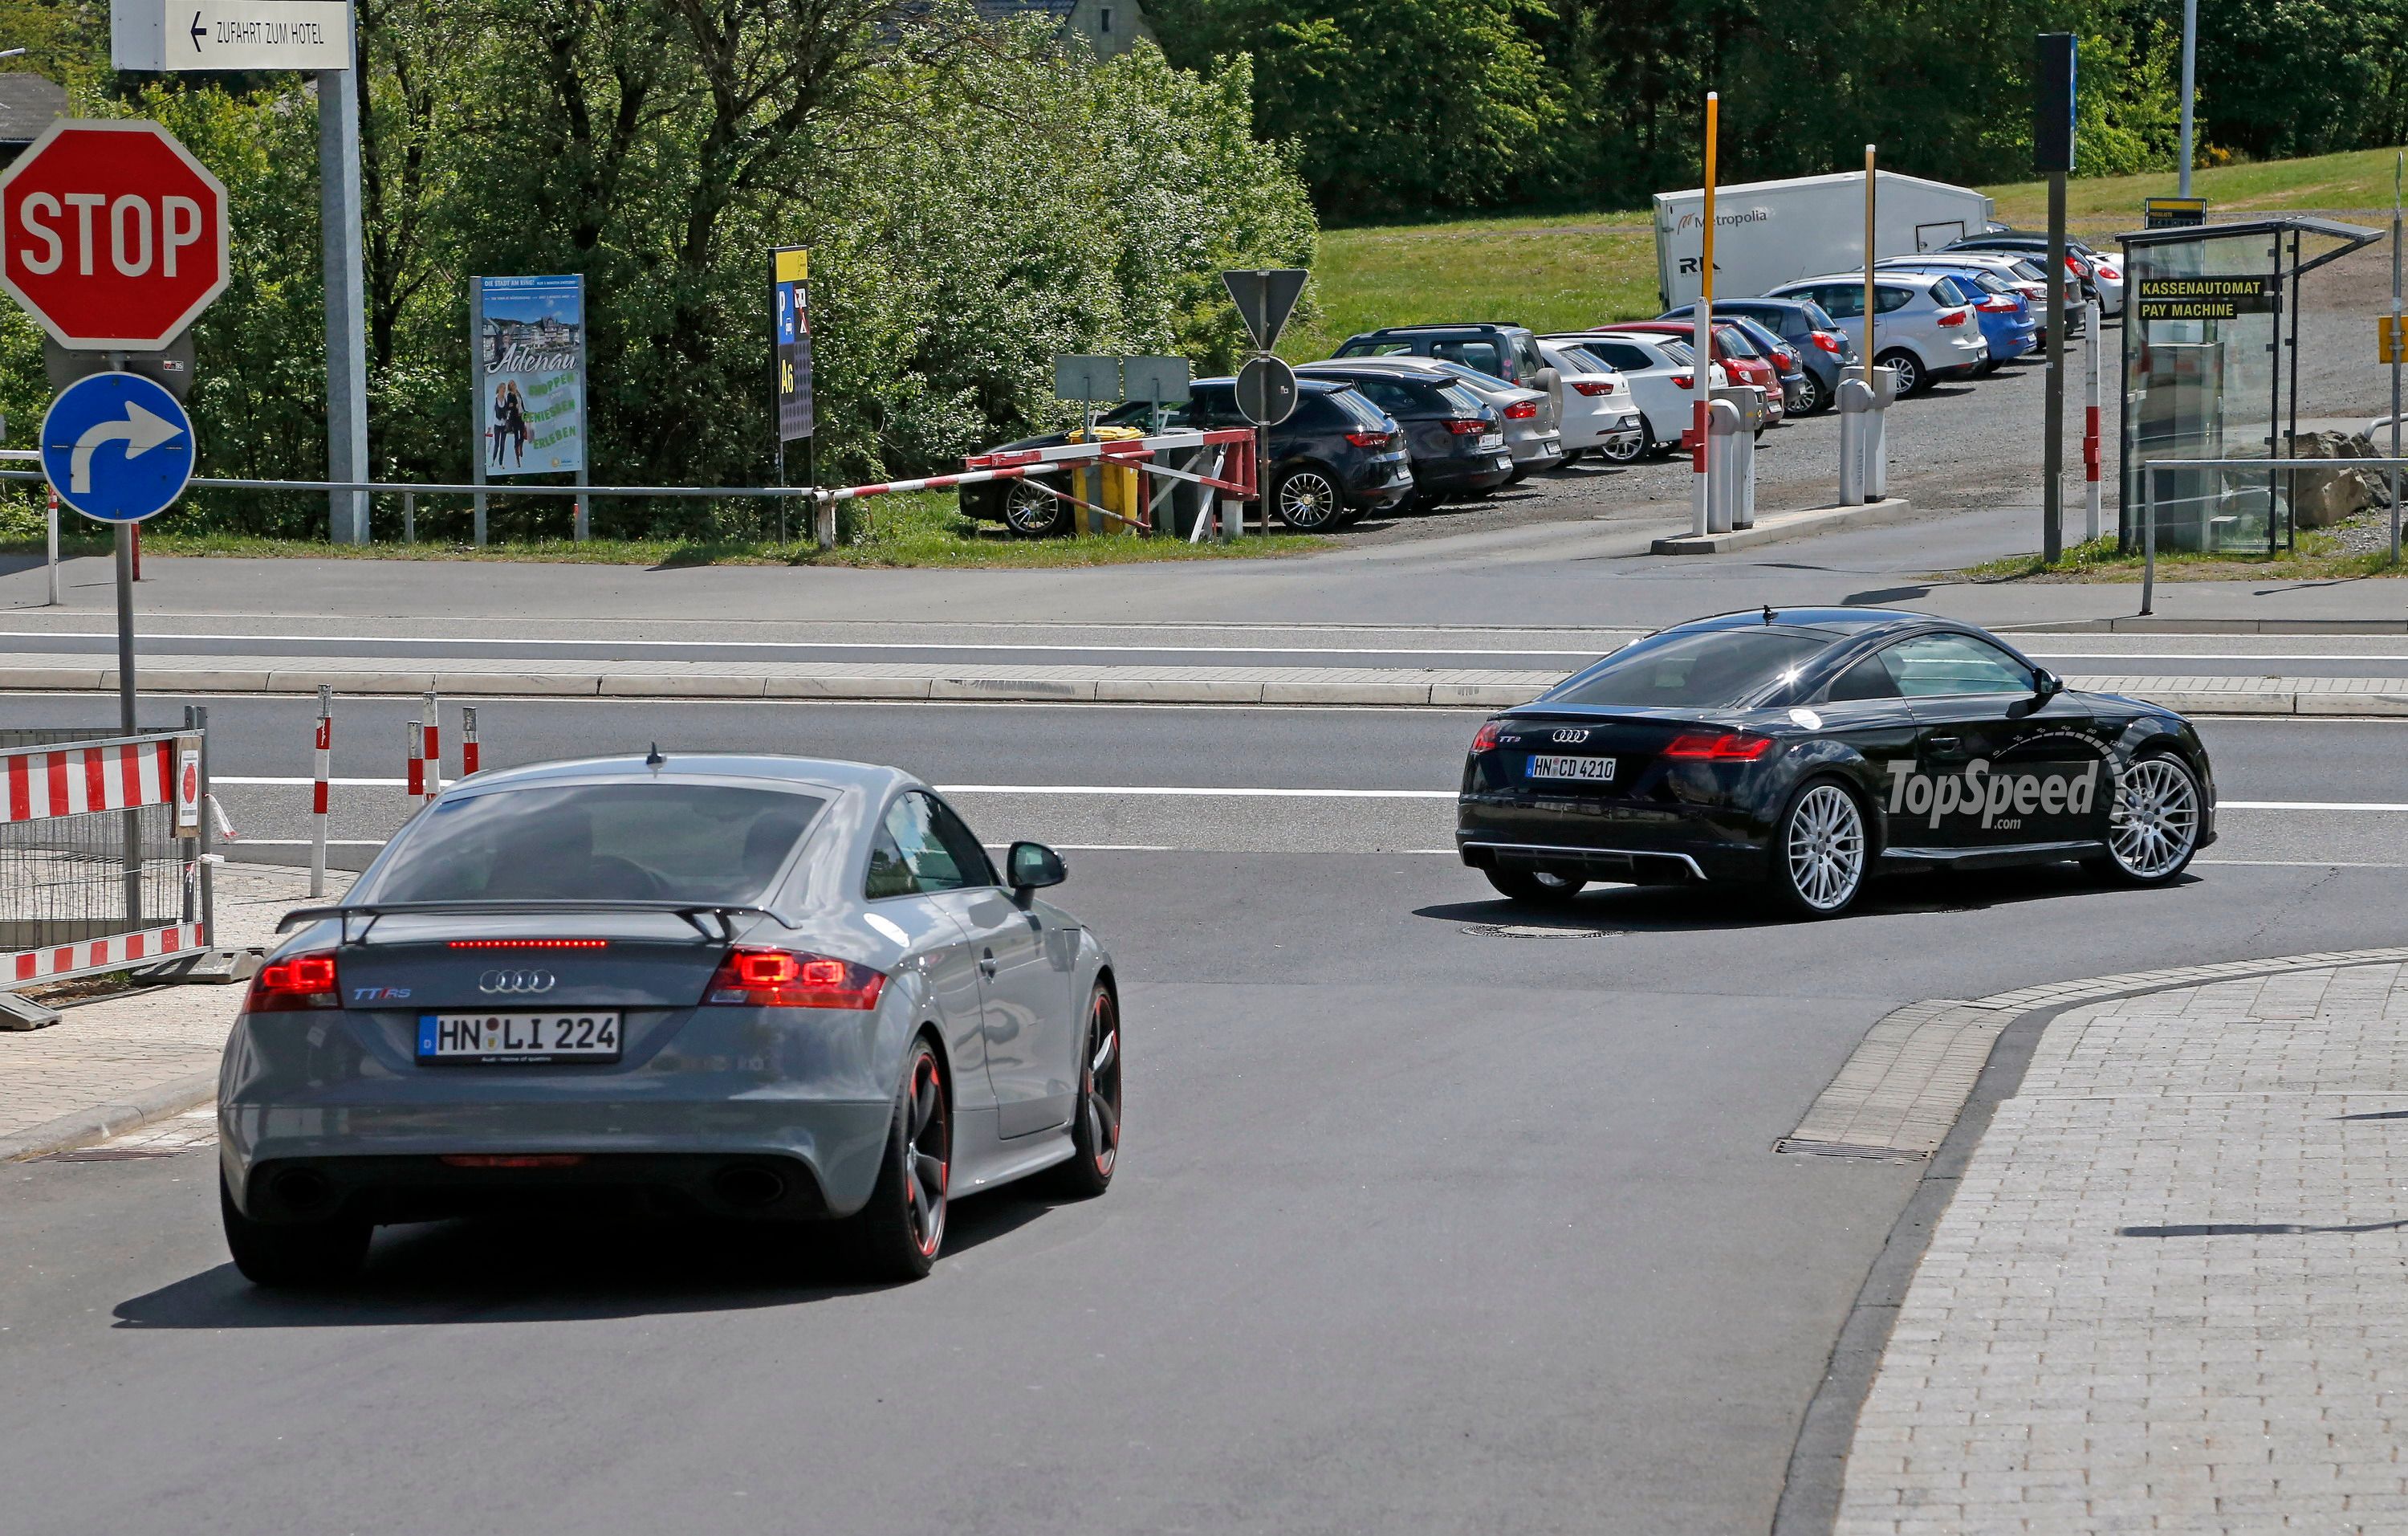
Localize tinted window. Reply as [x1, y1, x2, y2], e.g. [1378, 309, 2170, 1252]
[1825, 652, 1902, 702]
[1590, 340, 1653, 372]
[1437, 383, 1488, 414]
[1189, 386, 1233, 425]
[866, 792, 992, 898]
[1882, 634, 2034, 697]
[1873, 285, 1914, 313]
[1328, 387, 1393, 428]
[2007, 259, 2045, 282]
[1659, 340, 1694, 365]
[370, 784, 824, 905]
[1797, 299, 1838, 329]
[1967, 271, 2010, 294]
[1559, 344, 1617, 375]
[1513, 336, 1545, 378]
[1292, 394, 1351, 430]
[1930, 276, 1970, 306]
[1816, 285, 1865, 319]
[1549, 629, 1832, 708]
[1715, 326, 1760, 358]
[1430, 340, 1504, 373]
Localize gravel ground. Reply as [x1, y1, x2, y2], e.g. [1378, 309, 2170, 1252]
[1344, 219, 2400, 550]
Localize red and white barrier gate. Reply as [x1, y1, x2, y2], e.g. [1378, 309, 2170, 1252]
[2, 731, 209, 988]
[820, 427, 1261, 540]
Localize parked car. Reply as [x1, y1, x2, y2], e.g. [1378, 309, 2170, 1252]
[1883, 251, 2076, 348]
[1877, 259, 2038, 368]
[958, 378, 1413, 536]
[1687, 313, 1810, 414]
[1592, 321, 1787, 430]
[1332, 322, 1560, 397]
[1660, 297, 1854, 414]
[1945, 232, 2125, 316]
[1292, 365, 1514, 509]
[1531, 340, 1645, 462]
[1762, 271, 1988, 395]
[1545, 332, 1727, 459]
[1304, 356, 1565, 479]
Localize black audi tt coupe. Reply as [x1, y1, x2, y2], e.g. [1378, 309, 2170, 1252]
[1456, 608, 2215, 918]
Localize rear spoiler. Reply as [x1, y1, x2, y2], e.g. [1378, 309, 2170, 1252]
[276, 900, 775, 943]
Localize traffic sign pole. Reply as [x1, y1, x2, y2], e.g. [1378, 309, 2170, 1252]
[321, 31, 370, 544]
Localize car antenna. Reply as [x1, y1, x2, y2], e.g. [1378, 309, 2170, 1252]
[645, 743, 665, 768]
[1762, 604, 1775, 625]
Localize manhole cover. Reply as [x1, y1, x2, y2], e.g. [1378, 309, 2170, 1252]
[1462, 923, 1620, 939]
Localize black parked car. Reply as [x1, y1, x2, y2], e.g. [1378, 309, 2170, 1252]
[1457, 608, 2215, 919]
[1659, 297, 1856, 414]
[960, 378, 1413, 536]
[1291, 365, 1513, 511]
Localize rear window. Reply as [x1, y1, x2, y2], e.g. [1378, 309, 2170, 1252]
[1430, 340, 1505, 374]
[1590, 340, 1653, 371]
[1797, 299, 1838, 330]
[1437, 382, 1487, 414]
[1328, 387, 1392, 428]
[1715, 326, 1760, 358]
[367, 784, 827, 905]
[1548, 629, 1832, 709]
[1560, 344, 1616, 375]
[1931, 276, 1971, 306]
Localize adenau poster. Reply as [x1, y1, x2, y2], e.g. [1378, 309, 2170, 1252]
[478, 274, 586, 476]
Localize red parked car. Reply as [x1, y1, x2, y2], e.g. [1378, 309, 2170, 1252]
[1592, 321, 1786, 430]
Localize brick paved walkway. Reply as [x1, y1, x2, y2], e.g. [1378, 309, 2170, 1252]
[0, 864, 340, 1158]
[1835, 961, 2408, 1534]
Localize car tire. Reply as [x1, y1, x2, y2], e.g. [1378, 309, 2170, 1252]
[1043, 984, 1121, 1200]
[1506, 467, 1529, 485]
[840, 1037, 950, 1282]
[2085, 752, 2203, 888]
[1598, 431, 1644, 464]
[1273, 467, 1344, 531]
[1483, 866, 1587, 905]
[1001, 479, 1068, 538]
[1796, 374, 1829, 414]
[1768, 777, 1869, 919]
[1877, 350, 1926, 396]
[221, 1172, 370, 1288]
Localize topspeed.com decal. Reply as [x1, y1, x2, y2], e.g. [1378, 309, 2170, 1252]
[1885, 756, 2101, 831]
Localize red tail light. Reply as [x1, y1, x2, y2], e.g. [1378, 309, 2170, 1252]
[1472, 720, 1504, 752]
[247, 951, 340, 1012]
[1661, 731, 1775, 761]
[447, 939, 610, 949]
[1670, 372, 1694, 389]
[1936, 308, 1968, 327]
[1344, 430, 1390, 448]
[1444, 418, 1488, 435]
[1810, 332, 1844, 355]
[2096, 264, 2120, 280]
[704, 947, 885, 1009]
[1571, 380, 1617, 396]
[1977, 296, 2017, 312]
[1503, 400, 1539, 420]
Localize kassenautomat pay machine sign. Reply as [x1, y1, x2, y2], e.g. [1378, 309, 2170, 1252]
[2133, 275, 2280, 321]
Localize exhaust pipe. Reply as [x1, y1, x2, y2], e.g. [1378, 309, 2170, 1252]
[271, 1167, 334, 1212]
[712, 1165, 787, 1209]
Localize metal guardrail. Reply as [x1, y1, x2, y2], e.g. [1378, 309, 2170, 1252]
[2138, 455, 2408, 616]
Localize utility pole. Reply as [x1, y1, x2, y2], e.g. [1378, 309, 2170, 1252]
[2036, 34, 2076, 565]
[2178, 0, 2198, 197]
[320, 8, 369, 544]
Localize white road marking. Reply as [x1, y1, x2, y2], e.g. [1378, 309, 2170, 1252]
[2221, 800, 2408, 812]
[0, 628, 1606, 659]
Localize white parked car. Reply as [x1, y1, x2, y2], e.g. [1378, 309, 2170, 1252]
[1878, 251, 2081, 344]
[1544, 332, 1727, 460]
[1534, 340, 1645, 462]
[1763, 271, 1988, 395]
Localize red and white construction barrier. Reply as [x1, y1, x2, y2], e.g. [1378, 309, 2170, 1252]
[405, 717, 425, 800]
[462, 707, 481, 776]
[8, 923, 208, 985]
[818, 427, 1259, 536]
[6, 739, 174, 822]
[421, 690, 441, 804]
[2082, 298, 2102, 544]
[311, 686, 332, 898]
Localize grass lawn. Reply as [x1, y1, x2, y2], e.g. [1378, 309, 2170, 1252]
[2, 492, 1328, 569]
[1963, 530, 2408, 583]
[1287, 145, 2407, 358]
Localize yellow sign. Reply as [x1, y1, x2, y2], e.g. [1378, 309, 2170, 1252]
[774, 248, 808, 283]
[2384, 314, 2403, 365]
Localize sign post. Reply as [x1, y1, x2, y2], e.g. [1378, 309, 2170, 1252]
[1693, 93, 1718, 540]
[771, 246, 816, 544]
[1222, 268, 1307, 537]
[2035, 33, 2076, 564]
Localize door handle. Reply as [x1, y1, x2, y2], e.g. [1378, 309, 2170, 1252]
[978, 951, 999, 978]
[1926, 735, 1964, 758]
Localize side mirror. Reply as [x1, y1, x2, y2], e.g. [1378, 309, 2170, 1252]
[1007, 841, 1066, 893]
[2034, 668, 2063, 702]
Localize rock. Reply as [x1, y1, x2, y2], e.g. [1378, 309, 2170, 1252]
[2288, 431, 2391, 527]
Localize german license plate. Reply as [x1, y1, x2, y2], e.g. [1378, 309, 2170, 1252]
[1495, 455, 1514, 471]
[1528, 755, 1615, 781]
[417, 1012, 622, 1062]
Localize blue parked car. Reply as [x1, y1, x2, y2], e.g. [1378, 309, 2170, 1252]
[1876, 260, 2038, 372]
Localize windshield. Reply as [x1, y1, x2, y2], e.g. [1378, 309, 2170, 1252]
[1548, 629, 1832, 708]
[366, 783, 827, 905]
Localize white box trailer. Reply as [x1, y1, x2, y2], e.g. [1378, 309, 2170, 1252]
[1653, 171, 1996, 311]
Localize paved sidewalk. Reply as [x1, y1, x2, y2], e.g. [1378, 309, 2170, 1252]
[0, 863, 340, 1160]
[1833, 958, 2408, 1534]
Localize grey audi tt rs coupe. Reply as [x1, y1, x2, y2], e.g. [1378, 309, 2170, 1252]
[1458, 608, 2216, 918]
[219, 753, 1121, 1286]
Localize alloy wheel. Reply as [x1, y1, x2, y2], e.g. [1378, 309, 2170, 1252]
[1599, 431, 1644, 464]
[1798, 374, 1828, 414]
[1275, 470, 1341, 530]
[1002, 480, 1063, 537]
[902, 1049, 949, 1258]
[2107, 758, 2199, 879]
[1879, 352, 1922, 395]
[1786, 784, 1866, 913]
[1083, 992, 1121, 1179]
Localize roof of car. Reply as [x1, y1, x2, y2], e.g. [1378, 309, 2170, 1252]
[1779, 271, 1942, 289]
[1673, 606, 1949, 638]
[447, 754, 901, 798]
[1192, 376, 1353, 394]
[1348, 324, 1530, 337]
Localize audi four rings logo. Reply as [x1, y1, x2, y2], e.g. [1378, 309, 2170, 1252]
[1552, 728, 1589, 744]
[478, 969, 556, 995]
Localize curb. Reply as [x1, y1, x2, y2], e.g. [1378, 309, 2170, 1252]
[1768, 945, 2408, 1535]
[0, 1070, 217, 1163]
[1649, 497, 1916, 555]
[1997, 617, 2408, 635]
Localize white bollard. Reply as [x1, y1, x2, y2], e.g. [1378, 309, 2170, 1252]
[421, 691, 441, 803]
[1837, 379, 1873, 505]
[1704, 399, 1743, 534]
[1864, 365, 1893, 501]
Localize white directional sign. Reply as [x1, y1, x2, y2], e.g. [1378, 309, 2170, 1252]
[112, 0, 355, 72]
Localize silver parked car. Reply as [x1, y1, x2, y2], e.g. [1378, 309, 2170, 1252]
[1300, 356, 1564, 478]
[1764, 271, 1988, 396]
[218, 753, 1121, 1286]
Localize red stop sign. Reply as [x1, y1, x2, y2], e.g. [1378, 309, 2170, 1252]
[0, 120, 229, 350]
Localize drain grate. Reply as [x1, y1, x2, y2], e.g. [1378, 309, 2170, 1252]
[1462, 923, 1621, 939]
